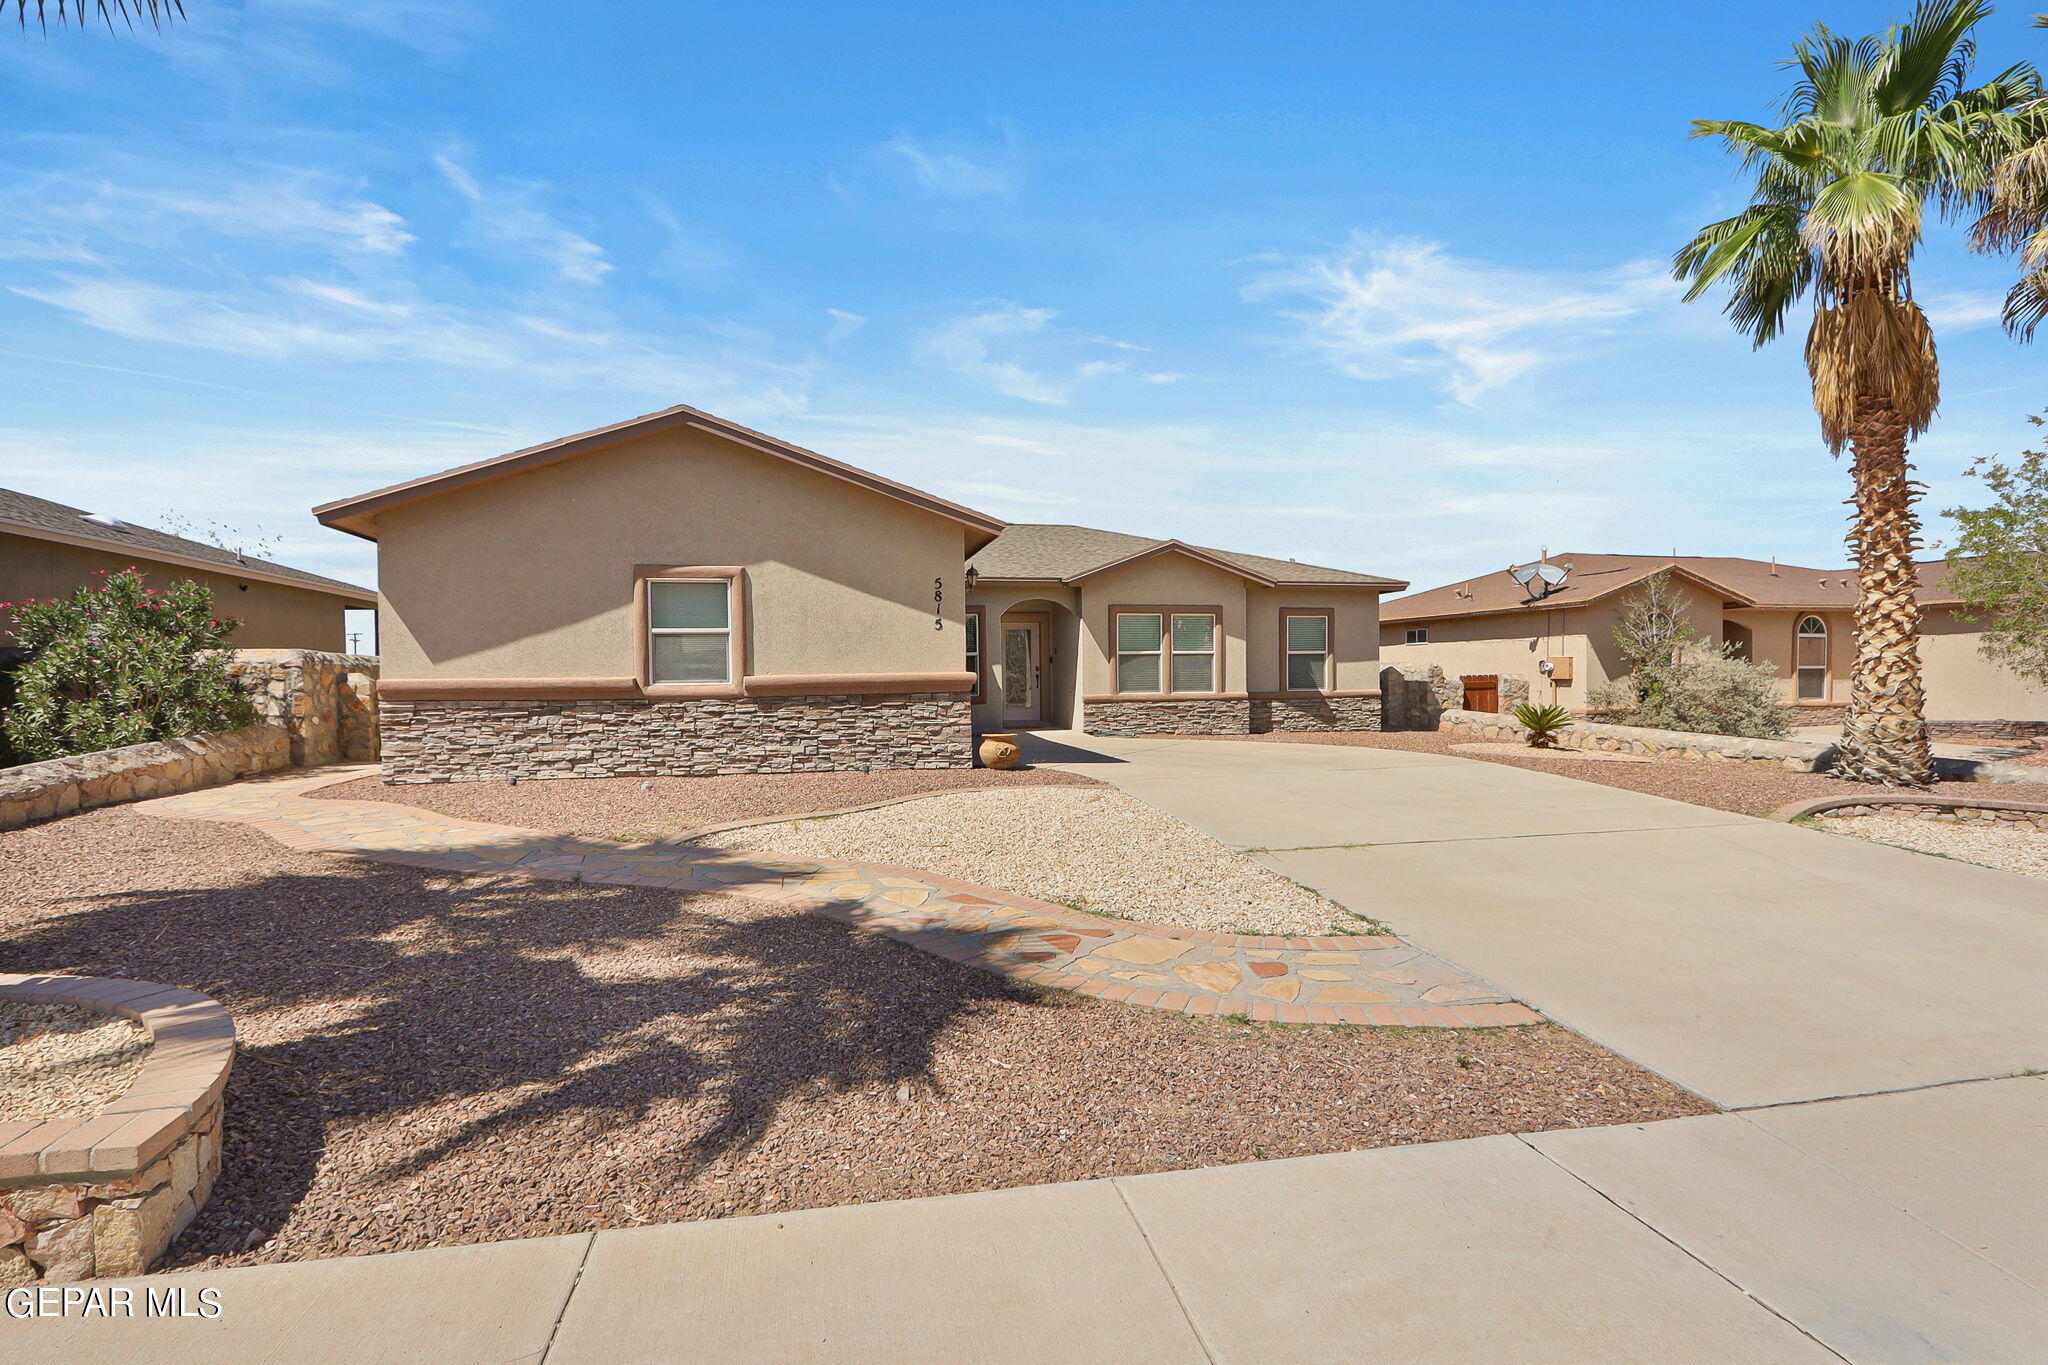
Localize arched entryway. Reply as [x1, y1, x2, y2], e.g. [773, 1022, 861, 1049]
[987, 596, 1080, 730]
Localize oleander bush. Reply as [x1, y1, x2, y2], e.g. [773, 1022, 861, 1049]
[1, 568, 253, 763]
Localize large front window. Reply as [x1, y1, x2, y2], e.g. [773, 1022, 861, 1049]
[648, 579, 732, 683]
[1114, 610, 1219, 693]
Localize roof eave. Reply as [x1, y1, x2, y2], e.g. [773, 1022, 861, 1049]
[0, 517, 376, 604]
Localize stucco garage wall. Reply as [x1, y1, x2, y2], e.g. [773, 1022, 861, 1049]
[1918, 607, 2048, 721]
[374, 425, 970, 683]
[0, 531, 354, 652]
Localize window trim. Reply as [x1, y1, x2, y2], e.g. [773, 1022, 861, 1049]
[1794, 613, 1829, 703]
[965, 605, 986, 703]
[1109, 604, 1226, 696]
[634, 565, 747, 698]
[1280, 608, 1336, 694]
[1404, 626, 1429, 646]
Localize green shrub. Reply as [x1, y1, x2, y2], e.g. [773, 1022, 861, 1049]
[1589, 646, 1790, 740]
[1510, 701, 1576, 747]
[2, 568, 254, 763]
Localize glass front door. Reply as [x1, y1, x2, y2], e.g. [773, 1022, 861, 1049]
[1002, 623, 1041, 724]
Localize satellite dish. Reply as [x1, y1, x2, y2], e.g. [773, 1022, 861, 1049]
[81, 512, 129, 530]
[1535, 560, 1572, 587]
[1508, 558, 1575, 596]
[1509, 563, 1540, 588]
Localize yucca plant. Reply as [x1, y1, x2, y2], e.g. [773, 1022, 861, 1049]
[1511, 702, 1576, 748]
[1675, 0, 2045, 787]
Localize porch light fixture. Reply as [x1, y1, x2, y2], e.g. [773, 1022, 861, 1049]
[965, 566, 979, 590]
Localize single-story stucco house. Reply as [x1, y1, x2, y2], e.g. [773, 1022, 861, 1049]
[1380, 552, 2048, 725]
[314, 404, 1407, 782]
[1, 486, 375, 655]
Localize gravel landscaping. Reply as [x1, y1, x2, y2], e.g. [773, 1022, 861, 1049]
[0, 805, 1709, 1273]
[0, 1000, 151, 1122]
[1812, 814, 2048, 878]
[697, 787, 1353, 935]
[315, 766, 1101, 842]
[1205, 730, 2046, 820]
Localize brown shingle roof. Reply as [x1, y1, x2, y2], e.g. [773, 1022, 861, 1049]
[0, 486, 374, 603]
[1381, 552, 1965, 624]
[969, 523, 1405, 589]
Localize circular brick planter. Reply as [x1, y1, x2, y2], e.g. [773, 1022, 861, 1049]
[1771, 790, 2048, 829]
[0, 975, 234, 1283]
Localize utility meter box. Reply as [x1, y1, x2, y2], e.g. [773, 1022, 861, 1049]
[1546, 656, 1575, 684]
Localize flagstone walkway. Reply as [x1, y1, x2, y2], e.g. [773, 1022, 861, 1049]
[139, 767, 1535, 1028]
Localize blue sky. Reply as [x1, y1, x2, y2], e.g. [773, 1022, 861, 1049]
[5, 1, 2048, 606]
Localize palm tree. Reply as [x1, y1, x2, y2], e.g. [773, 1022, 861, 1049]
[10, 1, 180, 29]
[1675, 0, 2042, 786]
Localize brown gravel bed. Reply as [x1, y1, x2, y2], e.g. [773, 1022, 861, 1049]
[1196, 730, 2045, 820]
[0, 807, 1709, 1272]
[0, 1001, 151, 1121]
[315, 766, 1102, 841]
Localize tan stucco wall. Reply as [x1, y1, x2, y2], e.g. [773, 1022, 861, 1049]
[1244, 587, 1384, 692]
[373, 425, 971, 681]
[1918, 607, 2048, 721]
[0, 531, 353, 652]
[1076, 556, 1250, 697]
[1379, 577, 1728, 707]
[1722, 606, 1855, 707]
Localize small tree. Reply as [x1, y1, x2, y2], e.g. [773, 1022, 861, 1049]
[1943, 414, 2048, 689]
[3, 568, 253, 763]
[1610, 570, 1689, 711]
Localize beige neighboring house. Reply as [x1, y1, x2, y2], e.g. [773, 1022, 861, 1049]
[315, 403, 1406, 783]
[1380, 552, 2048, 723]
[1, 486, 375, 655]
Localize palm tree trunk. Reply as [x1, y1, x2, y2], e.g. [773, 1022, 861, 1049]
[1834, 394, 1934, 786]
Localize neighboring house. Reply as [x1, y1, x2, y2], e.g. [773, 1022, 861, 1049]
[315, 404, 1406, 783]
[1380, 552, 2048, 723]
[1, 486, 375, 656]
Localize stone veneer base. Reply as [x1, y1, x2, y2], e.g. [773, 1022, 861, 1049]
[0, 975, 234, 1284]
[379, 692, 973, 782]
[1085, 695, 1384, 737]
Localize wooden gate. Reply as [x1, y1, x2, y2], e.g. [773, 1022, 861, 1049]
[1461, 674, 1500, 713]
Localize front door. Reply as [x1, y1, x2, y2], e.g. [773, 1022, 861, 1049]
[1002, 622, 1042, 725]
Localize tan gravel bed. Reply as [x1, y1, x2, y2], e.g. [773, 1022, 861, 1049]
[1198, 730, 2044, 820]
[1812, 814, 2048, 878]
[697, 787, 1352, 935]
[0, 806, 1709, 1273]
[0, 1000, 151, 1121]
[315, 766, 1102, 843]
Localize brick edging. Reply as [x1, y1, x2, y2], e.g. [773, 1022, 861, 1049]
[0, 975, 235, 1183]
[1770, 791, 2048, 824]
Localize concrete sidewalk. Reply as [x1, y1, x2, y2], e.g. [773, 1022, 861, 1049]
[1036, 732, 2048, 1108]
[18, 1077, 2045, 1363]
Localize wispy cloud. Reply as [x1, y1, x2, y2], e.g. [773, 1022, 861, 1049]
[435, 152, 611, 285]
[923, 301, 1134, 405]
[824, 307, 868, 344]
[1141, 371, 1184, 385]
[1246, 232, 1674, 403]
[880, 130, 1014, 196]
[1922, 290, 2006, 331]
[2, 165, 412, 258]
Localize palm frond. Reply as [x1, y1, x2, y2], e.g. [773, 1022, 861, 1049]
[10, 0, 181, 30]
[1877, 0, 1992, 112]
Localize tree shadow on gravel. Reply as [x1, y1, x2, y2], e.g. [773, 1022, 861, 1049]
[3, 855, 1044, 1263]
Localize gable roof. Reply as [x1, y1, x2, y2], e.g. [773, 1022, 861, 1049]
[314, 403, 1006, 550]
[969, 523, 1405, 590]
[0, 486, 375, 604]
[1381, 552, 1967, 625]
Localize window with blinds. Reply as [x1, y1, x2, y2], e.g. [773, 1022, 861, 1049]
[1284, 613, 1330, 691]
[648, 579, 732, 684]
[1114, 611, 1218, 693]
[1116, 612, 1164, 692]
[1795, 615, 1827, 702]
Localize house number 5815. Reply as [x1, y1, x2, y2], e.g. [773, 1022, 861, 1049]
[933, 576, 944, 630]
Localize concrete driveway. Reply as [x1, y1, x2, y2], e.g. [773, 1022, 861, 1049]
[1029, 731, 2048, 1109]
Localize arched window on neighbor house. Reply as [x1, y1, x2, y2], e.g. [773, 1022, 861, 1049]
[1795, 615, 1828, 701]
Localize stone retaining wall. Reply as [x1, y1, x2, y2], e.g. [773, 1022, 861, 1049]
[0, 975, 234, 1283]
[1819, 801, 2048, 829]
[380, 692, 972, 782]
[1927, 719, 2048, 745]
[1446, 708, 1830, 770]
[0, 725, 288, 831]
[226, 650, 379, 766]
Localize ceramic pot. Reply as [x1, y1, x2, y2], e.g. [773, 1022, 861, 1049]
[977, 732, 1021, 770]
